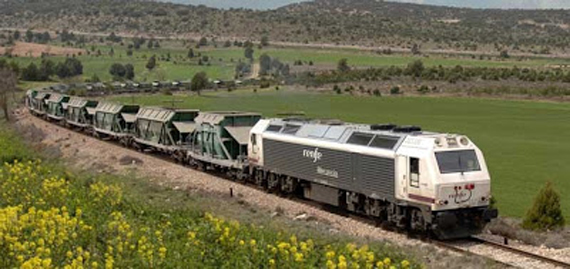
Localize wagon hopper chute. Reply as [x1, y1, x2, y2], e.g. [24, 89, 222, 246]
[46, 93, 70, 121]
[132, 107, 199, 160]
[65, 97, 99, 129]
[93, 102, 140, 141]
[190, 112, 261, 175]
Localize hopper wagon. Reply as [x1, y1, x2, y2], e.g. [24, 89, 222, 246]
[93, 102, 140, 143]
[189, 112, 261, 179]
[132, 107, 199, 161]
[30, 92, 51, 117]
[46, 93, 70, 122]
[65, 97, 99, 129]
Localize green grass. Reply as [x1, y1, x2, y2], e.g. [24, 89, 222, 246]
[0, 122, 32, 163]
[3, 43, 568, 85]
[112, 90, 570, 221]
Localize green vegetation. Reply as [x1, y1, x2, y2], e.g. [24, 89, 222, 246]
[522, 182, 565, 231]
[111, 90, 570, 220]
[0, 123, 32, 163]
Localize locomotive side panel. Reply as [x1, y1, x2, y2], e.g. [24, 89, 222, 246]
[263, 138, 396, 200]
[263, 138, 353, 190]
[357, 154, 395, 200]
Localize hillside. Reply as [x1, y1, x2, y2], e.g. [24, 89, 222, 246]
[0, 0, 569, 53]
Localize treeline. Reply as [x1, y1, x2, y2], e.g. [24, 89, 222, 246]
[19, 58, 83, 81]
[301, 60, 570, 86]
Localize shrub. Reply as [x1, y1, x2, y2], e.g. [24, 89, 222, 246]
[333, 85, 341, 94]
[522, 182, 565, 231]
[390, 86, 401, 95]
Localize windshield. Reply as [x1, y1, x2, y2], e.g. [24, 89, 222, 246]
[435, 150, 481, 174]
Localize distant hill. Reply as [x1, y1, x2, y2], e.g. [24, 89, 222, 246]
[1, 0, 569, 53]
[162, 0, 310, 10]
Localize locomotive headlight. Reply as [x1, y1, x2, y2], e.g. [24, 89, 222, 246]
[459, 136, 470, 146]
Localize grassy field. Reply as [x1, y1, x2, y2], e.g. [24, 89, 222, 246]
[3, 41, 569, 84]
[111, 90, 570, 221]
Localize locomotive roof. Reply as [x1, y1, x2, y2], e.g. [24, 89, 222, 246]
[263, 119, 425, 151]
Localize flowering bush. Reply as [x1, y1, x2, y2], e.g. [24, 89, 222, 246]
[0, 160, 416, 268]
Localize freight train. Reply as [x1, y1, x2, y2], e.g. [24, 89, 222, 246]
[25, 89, 498, 239]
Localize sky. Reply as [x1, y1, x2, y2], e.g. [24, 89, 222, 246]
[164, 0, 570, 10]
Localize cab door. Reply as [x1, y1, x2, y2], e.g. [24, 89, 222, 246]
[395, 155, 408, 200]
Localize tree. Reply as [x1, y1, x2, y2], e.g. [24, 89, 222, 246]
[406, 60, 424, 77]
[198, 37, 208, 47]
[21, 63, 40, 81]
[25, 30, 33, 42]
[38, 59, 55, 81]
[109, 63, 127, 79]
[259, 54, 272, 75]
[187, 49, 195, 58]
[191, 72, 208, 94]
[154, 41, 160, 49]
[522, 181, 565, 231]
[147, 40, 154, 49]
[13, 30, 20, 41]
[244, 47, 254, 61]
[337, 58, 350, 73]
[500, 50, 510, 59]
[126, 49, 133, 57]
[411, 44, 421, 55]
[0, 69, 16, 121]
[146, 55, 157, 70]
[55, 63, 71, 79]
[64, 58, 83, 76]
[223, 40, 232, 48]
[125, 64, 135, 80]
[261, 35, 269, 47]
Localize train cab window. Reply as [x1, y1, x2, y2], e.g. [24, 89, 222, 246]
[410, 157, 420, 188]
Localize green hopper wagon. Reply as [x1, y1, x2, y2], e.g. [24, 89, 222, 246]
[31, 92, 51, 116]
[93, 102, 140, 142]
[190, 112, 261, 177]
[46, 93, 70, 121]
[133, 107, 199, 160]
[65, 97, 99, 129]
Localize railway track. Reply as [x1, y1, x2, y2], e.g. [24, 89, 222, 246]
[23, 112, 570, 269]
[433, 236, 570, 268]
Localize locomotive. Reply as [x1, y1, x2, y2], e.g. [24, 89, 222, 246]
[25, 89, 498, 239]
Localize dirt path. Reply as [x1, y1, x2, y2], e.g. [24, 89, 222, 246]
[249, 63, 260, 79]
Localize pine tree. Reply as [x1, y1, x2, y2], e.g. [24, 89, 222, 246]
[522, 181, 565, 231]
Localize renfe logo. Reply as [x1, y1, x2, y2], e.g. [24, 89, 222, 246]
[303, 148, 322, 163]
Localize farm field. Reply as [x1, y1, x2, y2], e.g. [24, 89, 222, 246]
[3, 41, 570, 84]
[111, 90, 570, 221]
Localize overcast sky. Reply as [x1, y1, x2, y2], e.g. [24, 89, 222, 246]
[165, 0, 570, 10]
